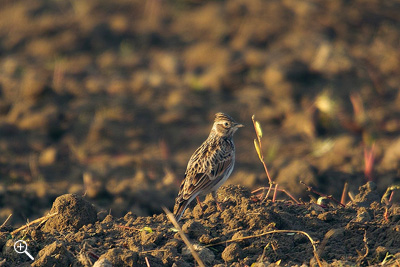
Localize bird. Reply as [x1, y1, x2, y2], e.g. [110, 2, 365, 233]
[173, 112, 243, 221]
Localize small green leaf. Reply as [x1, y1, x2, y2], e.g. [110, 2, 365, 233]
[255, 121, 263, 138]
[254, 139, 262, 162]
[140, 227, 153, 233]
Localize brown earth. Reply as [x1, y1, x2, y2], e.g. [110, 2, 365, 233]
[1, 184, 400, 266]
[0, 0, 400, 266]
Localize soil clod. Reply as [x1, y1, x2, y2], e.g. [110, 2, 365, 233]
[43, 194, 97, 232]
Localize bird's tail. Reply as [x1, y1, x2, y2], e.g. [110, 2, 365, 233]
[173, 199, 189, 221]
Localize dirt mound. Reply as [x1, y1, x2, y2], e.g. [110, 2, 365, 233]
[43, 194, 97, 232]
[1, 184, 400, 266]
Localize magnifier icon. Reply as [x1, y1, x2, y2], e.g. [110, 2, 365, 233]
[14, 240, 34, 261]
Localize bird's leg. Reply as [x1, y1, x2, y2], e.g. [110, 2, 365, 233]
[212, 192, 223, 212]
[196, 196, 204, 209]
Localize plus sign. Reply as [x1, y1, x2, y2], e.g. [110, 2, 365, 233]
[17, 242, 25, 252]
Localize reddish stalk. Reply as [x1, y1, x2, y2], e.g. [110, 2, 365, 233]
[389, 191, 394, 203]
[364, 143, 375, 181]
[87, 251, 99, 261]
[252, 187, 300, 204]
[384, 208, 389, 222]
[272, 184, 278, 203]
[350, 92, 365, 120]
[300, 181, 345, 207]
[117, 225, 141, 231]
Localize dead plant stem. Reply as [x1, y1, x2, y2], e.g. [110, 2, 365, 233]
[205, 229, 322, 267]
[341, 182, 348, 206]
[11, 212, 58, 236]
[162, 207, 205, 267]
[0, 214, 12, 228]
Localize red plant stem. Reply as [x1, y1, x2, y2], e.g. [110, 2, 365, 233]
[88, 251, 99, 260]
[384, 208, 389, 222]
[252, 187, 300, 204]
[364, 143, 375, 181]
[389, 191, 394, 203]
[272, 184, 278, 203]
[300, 181, 345, 207]
[117, 225, 140, 231]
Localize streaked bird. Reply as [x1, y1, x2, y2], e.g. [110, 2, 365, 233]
[173, 112, 243, 221]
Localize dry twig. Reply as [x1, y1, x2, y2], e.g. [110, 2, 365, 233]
[205, 229, 322, 267]
[11, 212, 58, 236]
[145, 256, 151, 267]
[117, 225, 141, 231]
[341, 182, 348, 206]
[356, 230, 369, 264]
[162, 207, 205, 267]
[139, 249, 168, 254]
[0, 214, 12, 229]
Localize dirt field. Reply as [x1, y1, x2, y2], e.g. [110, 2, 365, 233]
[0, 0, 400, 266]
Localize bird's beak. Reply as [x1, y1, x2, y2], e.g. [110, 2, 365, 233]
[235, 123, 244, 128]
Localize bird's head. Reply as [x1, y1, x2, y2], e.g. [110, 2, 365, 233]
[212, 112, 244, 137]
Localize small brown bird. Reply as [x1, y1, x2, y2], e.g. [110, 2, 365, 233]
[173, 113, 243, 221]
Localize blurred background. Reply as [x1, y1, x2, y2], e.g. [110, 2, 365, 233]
[0, 0, 399, 226]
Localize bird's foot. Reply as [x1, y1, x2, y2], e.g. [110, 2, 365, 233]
[196, 196, 204, 209]
[212, 192, 224, 212]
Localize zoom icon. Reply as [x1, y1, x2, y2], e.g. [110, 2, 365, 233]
[14, 240, 34, 261]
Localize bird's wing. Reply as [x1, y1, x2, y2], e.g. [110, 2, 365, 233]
[180, 149, 233, 201]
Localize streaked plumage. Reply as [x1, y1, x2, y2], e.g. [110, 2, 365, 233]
[173, 113, 243, 221]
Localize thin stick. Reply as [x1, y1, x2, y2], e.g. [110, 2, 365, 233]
[162, 207, 205, 267]
[340, 182, 348, 206]
[139, 249, 168, 254]
[356, 230, 369, 263]
[205, 229, 322, 267]
[317, 229, 336, 257]
[11, 212, 58, 236]
[0, 214, 12, 228]
[252, 187, 300, 204]
[348, 191, 355, 202]
[145, 256, 151, 267]
[117, 225, 141, 231]
[301, 181, 345, 207]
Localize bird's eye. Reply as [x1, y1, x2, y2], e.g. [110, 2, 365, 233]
[223, 122, 229, 127]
